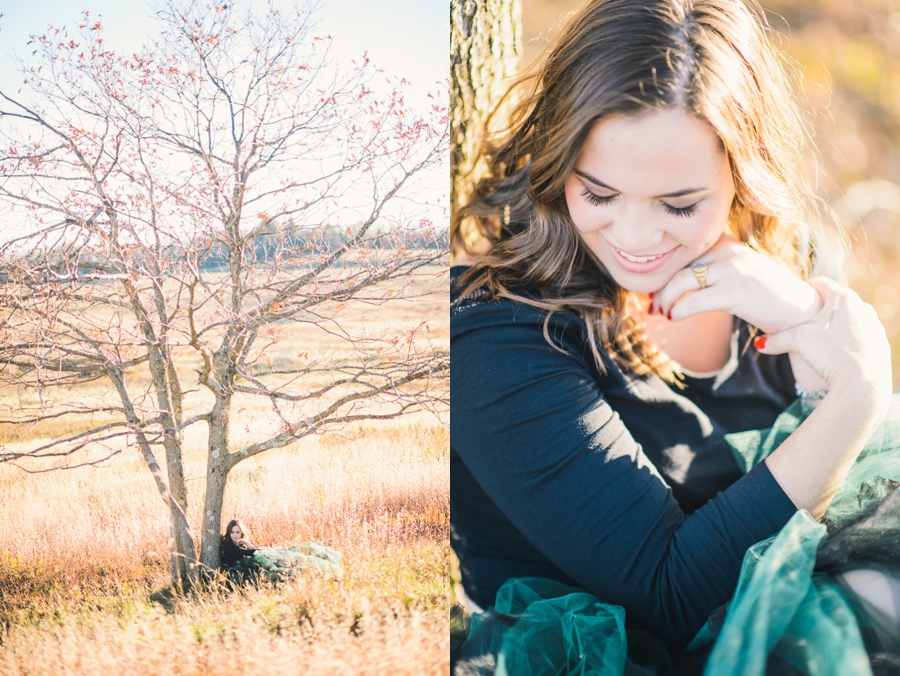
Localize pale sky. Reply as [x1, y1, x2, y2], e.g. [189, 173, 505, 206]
[0, 0, 448, 235]
[0, 0, 447, 109]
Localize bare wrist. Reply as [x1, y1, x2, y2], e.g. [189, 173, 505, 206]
[824, 382, 889, 425]
[794, 382, 827, 414]
[788, 352, 828, 392]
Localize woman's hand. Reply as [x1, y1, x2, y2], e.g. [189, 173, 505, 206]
[650, 235, 821, 334]
[756, 277, 892, 412]
[759, 277, 892, 517]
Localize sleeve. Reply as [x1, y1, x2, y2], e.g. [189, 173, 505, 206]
[221, 540, 257, 564]
[220, 540, 234, 566]
[451, 302, 798, 647]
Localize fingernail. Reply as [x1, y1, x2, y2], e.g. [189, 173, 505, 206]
[649, 292, 654, 299]
[754, 335, 767, 350]
[648, 301, 654, 314]
[666, 310, 672, 321]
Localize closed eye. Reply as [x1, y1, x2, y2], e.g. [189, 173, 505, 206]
[581, 188, 617, 207]
[663, 202, 699, 218]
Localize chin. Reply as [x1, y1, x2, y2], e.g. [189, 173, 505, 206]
[611, 272, 671, 295]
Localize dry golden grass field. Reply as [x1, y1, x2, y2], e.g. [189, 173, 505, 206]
[0, 266, 450, 675]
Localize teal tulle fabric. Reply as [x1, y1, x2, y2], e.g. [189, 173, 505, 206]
[725, 398, 900, 531]
[455, 578, 630, 676]
[228, 543, 342, 584]
[452, 396, 900, 675]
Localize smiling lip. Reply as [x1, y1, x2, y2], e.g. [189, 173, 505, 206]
[606, 241, 677, 273]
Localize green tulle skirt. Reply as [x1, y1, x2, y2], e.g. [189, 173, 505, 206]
[228, 542, 342, 584]
[452, 397, 900, 675]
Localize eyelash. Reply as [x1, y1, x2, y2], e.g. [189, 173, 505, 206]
[581, 189, 617, 207]
[664, 203, 699, 218]
[580, 188, 698, 218]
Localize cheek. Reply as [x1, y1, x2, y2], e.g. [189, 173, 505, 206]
[563, 182, 580, 223]
[696, 215, 725, 247]
[692, 196, 733, 248]
[563, 178, 593, 230]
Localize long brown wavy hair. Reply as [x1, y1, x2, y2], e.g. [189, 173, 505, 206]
[222, 519, 251, 547]
[453, 0, 838, 379]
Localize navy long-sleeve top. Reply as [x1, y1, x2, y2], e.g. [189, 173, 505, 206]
[450, 266, 800, 648]
[220, 539, 258, 568]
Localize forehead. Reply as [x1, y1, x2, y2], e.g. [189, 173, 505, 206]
[576, 109, 729, 194]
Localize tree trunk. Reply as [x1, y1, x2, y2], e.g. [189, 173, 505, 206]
[450, 0, 523, 217]
[164, 430, 191, 581]
[199, 458, 230, 571]
[168, 495, 199, 587]
[168, 521, 183, 583]
[150, 351, 193, 583]
[106, 363, 198, 586]
[450, 0, 522, 607]
[199, 395, 233, 570]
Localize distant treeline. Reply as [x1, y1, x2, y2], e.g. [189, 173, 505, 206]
[0, 224, 449, 282]
[197, 225, 449, 270]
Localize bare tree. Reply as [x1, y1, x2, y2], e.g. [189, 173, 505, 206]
[0, 0, 448, 584]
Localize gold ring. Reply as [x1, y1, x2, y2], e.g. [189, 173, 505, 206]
[692, 262, 708, 289]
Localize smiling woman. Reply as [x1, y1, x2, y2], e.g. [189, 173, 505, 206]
[450, 0, 900, 672]
[563, 110, 734, 289]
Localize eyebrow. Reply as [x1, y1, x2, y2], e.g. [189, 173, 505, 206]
[574, 169, 707, 199]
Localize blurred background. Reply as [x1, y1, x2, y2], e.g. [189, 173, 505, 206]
[521, 0, 900, 388]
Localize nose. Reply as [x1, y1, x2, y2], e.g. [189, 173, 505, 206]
[610, 205, 664, 254]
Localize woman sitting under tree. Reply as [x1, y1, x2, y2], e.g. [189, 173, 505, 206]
[218, 518, 342, 585]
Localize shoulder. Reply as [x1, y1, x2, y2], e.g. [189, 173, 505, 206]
[450, 267, 628, 404]
[451, 265, 541, 319]
[451, 266, 591, 353]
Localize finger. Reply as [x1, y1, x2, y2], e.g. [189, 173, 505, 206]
[811, 275, 841, 293]
[650, 235, 757, 314]
[653, 263, 715, 315]
[667, 285, 731, 321]
[752, 326, 799, 356]
[653, 237, 761, 312]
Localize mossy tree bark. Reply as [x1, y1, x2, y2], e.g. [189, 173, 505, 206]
[450, 0, 523, 220]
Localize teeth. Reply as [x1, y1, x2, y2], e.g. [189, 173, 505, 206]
[617, 249, 663, 263]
